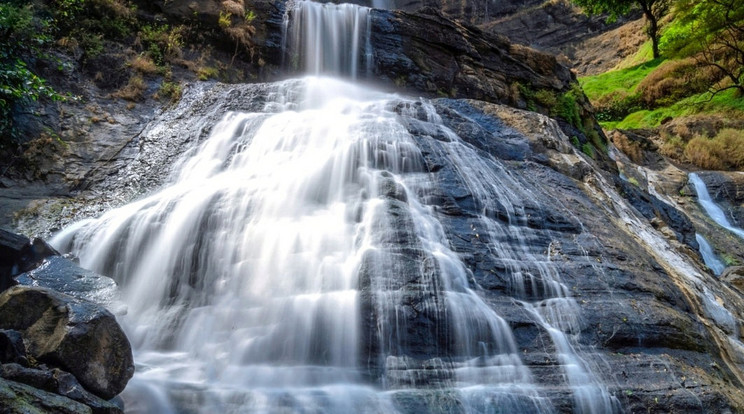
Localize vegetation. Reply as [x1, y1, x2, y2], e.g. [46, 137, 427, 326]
[666, 0, 744, 94]
[578, 0, 744, 170]
[682, 128, 744, 169]
[0, 0, 261, 153]
[0, 2, 67, 145]
[570, 0, 668, 58]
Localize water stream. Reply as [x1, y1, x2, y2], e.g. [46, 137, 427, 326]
[51, 2, 621, 412]
[689, 172, 744, 240]
[695, 233, 726, 276]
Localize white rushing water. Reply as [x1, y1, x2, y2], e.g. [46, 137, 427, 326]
[695, 233, 726, 276]
[51, 2, 620, 412]
[689, 172, 744, 240]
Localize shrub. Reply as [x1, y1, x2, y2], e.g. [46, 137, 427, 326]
[659, 133, 685, 158]
[582, 143, 595, 158]
[636, 58, 723, 107]
[129, 54, 158, 74]
[139, 24, 184, 66]
[684, 128, 744, 169]
[610, 131, 643, 162]
[156, 81, 182, 104]
[218, 11, 233, 29]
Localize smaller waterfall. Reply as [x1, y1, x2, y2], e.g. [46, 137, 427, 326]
[695, 234, 726, 276]
[284, 1, 372, 78]
[689, 173, 744, 240]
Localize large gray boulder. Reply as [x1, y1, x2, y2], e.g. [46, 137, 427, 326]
[0, 286, 134, 400]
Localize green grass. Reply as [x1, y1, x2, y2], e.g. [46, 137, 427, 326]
[614, 41, 656, 71]
[612, 88, 744, 129]
[579, 58, 664, 102]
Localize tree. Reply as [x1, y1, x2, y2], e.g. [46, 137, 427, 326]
[570, 0, 668, 59]
[670, 0, 744, 95]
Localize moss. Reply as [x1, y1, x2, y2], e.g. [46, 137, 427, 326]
[570, 135, 580, 148]
[582, 143, 595, 158]
[156, 81, 183, 104]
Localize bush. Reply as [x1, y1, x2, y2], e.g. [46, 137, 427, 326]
[636, 58, 723, 107]
[139, 24, 184, 66]
[683, 128, 744, 169]
[156, 81, 182, 104]
[129, 54, 158, 74]
[592, 90, 644, 122]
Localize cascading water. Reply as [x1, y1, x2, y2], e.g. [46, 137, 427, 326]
[689, 172, 744, 240]
[283, 1, 372, 78]
[695, 233, 726, 276]
[51, 2, 622, 413]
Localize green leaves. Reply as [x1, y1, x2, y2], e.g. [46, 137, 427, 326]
[0, 3, 65, 143]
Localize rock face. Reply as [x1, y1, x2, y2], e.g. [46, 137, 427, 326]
[365, 7, 609, 170]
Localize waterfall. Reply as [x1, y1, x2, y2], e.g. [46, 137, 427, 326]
[284, 1, 372, 78]
[695, 234, 726, 276]
[689, 173, 744, 240]
[50, 3, 623, 413]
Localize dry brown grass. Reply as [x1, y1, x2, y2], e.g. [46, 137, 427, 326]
[130, 55, 158, 74]
[92, 0, 134, 19]
[112, 74, 146, 101]
[683, 128, 744, 170]
[636, 58, 722, 107]
[610, 131, 644, 163]
[222, 0, 245, 17]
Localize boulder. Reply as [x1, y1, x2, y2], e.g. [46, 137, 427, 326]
[0, 363, 123, 414]
[0, 376, 92, 414]
[0, 286, 134, 400]
[0, 229, 28, 290]
[0, 329, 28, 366]
[16, 255, 124, 312]
[0, 229, 60, 292]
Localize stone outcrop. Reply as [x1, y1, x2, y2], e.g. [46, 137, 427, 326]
[366, 7, 610, 169]
[0, 230, 133, 412]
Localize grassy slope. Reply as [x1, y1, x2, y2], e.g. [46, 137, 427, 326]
[579, 43, 744, 130]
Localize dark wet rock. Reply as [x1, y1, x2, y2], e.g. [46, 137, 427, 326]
[368, 8, 576, 106]
[0, 286, 134, 400]
[0, 229, 27, 290]
[0, 330, 28, 366]
[618, 179, 698, 249]
[0, 363, 123, 414]
[16, 255, 122, 311]
[0, 377, 92, 414]
[0, 230, 60, 291]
